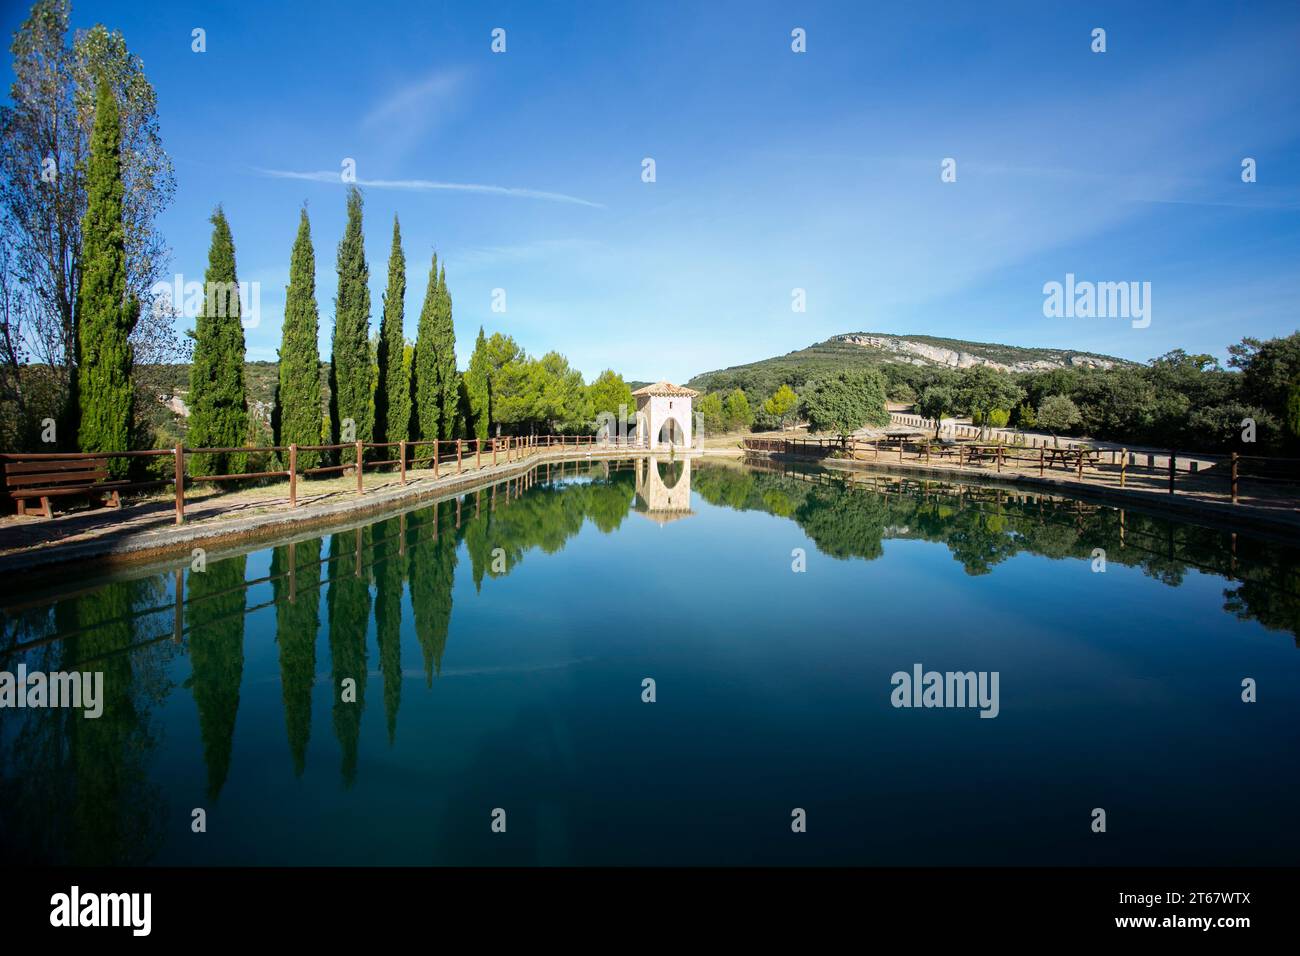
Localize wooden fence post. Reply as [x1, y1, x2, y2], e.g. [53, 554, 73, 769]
[477, 439, 482, 469]
[997, 446, 1003, 473]
[1076, 451, 1083, 480]
[355, 441, 364, 494]
[434, 440, 440, 479]
[1230, 452, 1239, 504]
[289, 444, 297, 507]
[493, 440, 498, 466]
[1168, 451, 1176, 495]
[1119, 449, 1127, 487]
[399, 440, 406, 485]
[1038, 447, 1044, 477]
[174, 443, 185, 524]
[457, 440, 463, 474]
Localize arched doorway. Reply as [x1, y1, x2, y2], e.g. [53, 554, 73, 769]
[657, 417, 684, 447]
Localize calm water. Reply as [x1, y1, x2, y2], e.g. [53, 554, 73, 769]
[2, 457, 1298, 866]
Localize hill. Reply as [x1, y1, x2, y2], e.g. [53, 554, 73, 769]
[686, 333, 1135, 397]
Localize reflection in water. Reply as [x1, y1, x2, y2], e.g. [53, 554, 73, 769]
[271, 539, 321, 775]
[186, 554, 248, 800]
[1, 457, 1296, 864]
[635, 456, 693, 523]
[708, 457, 1300, 640]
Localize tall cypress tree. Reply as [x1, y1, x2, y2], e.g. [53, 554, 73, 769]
[188, 207, 249, 476]
[412, 252, 439, 447]
[75, 78, 137, 477]
[329, 186, 372, 448]
[434, 264, 461, 439]
[274, 208, 323, 470]
[375, 215, 408, 446]
[465, 326, 490, 441]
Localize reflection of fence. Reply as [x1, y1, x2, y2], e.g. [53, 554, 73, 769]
[745, 455, 1300, 613]
[1, 434, 620, 525]
[2, 458, 589, 662]
[742, 436, 1300, 506]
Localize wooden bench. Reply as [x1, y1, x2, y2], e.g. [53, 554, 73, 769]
[3, 457, 125, 519]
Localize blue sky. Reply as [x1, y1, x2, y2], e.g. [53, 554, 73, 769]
[5, 0, 1298, 383]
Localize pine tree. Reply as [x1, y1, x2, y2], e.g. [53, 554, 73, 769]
[375, 215, 408, 446]
[433, 263, 460, 438]
[413, 252, 440, 446]
[465, 326, 491, 441]
[75, 78, 137, 478]
[329, 186, 372, 448]
[188, 207, 249, 476]
[274, 208, 323, 470]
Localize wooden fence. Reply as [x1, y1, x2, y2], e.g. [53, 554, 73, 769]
[1, 434, 622, 525]
[742, 436, 1300, 506]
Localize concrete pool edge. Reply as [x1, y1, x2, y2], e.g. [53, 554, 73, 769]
[0, 447, 697, 583]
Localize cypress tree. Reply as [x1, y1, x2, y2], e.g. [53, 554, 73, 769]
[434, 264, 461, 438]
[188, 207, 249, 476]
[75, 78, 137, 478]
[274, 208, 323, 470]
[375, 215, 408, 446]
[329, 186, 372, 448]
[465, 326, 491, 441]
[413, 252, 439, 446]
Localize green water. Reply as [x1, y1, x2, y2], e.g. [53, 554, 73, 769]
[2, 457, 1297, 865]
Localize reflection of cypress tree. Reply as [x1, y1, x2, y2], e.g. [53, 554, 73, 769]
[408, 502, 457, 684]
[270, 539, 321, 776]
[372, 517, 405, 743]
[327, 529, 370, 786]
[185, 555, 248, 800]
[62, 580, 163, 864]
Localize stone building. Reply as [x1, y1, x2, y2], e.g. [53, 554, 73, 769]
[631, 381, 698, 450]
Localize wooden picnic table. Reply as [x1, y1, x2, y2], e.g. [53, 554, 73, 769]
[1044, 446, 1101, 469]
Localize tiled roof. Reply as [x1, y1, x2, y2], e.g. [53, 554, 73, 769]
[631, 380, 700, 397]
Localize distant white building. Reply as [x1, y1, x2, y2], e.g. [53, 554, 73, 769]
[632, 381, 699, 450]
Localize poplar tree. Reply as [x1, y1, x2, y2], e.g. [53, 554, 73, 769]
[274, 207, 322, 469]
[187, 207, 248, 476]
[375, 215, 408, 446]
[329, 186, 372, 448]
[465, 326, 491, 441]
[75, 78, 136, 477]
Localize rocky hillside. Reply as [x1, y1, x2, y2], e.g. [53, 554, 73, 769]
[687, 333, 1133, 397]
[830, 333, 1127, 373]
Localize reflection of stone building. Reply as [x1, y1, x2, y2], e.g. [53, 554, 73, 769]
[632, 381, 699, 450]
[634, 456, 693, 524]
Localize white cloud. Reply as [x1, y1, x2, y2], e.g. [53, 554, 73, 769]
[255, 167, 605, 208]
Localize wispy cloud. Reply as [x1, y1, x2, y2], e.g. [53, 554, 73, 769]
[363, 69, 467, 130]
[255, 168, 605, 208]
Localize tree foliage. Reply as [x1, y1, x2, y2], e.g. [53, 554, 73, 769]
[74, 78, 136, 476]
[187, 208, 248, 476]
[329, 186, 372, 447]
[801, 368, 890, 438]
[274, 208, 322, 468]
[375, 215, 408, 446]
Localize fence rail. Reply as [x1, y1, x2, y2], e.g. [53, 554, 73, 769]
[742, 435, 1300, 507]
[2, 434, 633, 525]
